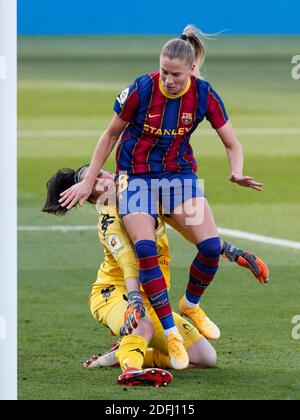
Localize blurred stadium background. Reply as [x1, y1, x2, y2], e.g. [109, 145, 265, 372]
[18, 0, 300, 400]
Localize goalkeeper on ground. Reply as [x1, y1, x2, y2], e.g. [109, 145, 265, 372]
[42, 166, 269, 387]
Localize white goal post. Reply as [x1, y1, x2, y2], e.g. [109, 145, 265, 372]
[0, 0, 17, 401]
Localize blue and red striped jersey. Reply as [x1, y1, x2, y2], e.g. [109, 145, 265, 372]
[114, 71, 228, 174]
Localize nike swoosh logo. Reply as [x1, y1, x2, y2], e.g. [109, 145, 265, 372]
[151, 291, 165, 301]
[149, 113, 161, 118]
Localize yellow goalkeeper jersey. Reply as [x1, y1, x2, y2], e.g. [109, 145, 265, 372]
[93, 205, 171, 290]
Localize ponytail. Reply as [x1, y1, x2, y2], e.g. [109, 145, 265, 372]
[161, 24, 209, 78]
[181, 25, 207, 78]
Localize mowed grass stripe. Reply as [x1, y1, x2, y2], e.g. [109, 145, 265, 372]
[18, 225, 300, 250]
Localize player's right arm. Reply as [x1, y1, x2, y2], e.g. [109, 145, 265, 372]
[59, 79, 140, 210]
[59, 114, 128, 209]
[98, 210, 146, 334]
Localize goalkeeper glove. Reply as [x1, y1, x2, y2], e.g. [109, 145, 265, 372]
[120, 291, 146, 337]
[222, 241, 269, 284]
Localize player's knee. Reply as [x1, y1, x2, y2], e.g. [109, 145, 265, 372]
[189, 339, 217, 369]
[200, 347, 217, 369]
[135, 240, 157, 258]
[198, 237, 222, 259]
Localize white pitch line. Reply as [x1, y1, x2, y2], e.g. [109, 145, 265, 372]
[18, 128, 300, 138]
[18, 225, 300, 250]
[217, 228, 300, 250]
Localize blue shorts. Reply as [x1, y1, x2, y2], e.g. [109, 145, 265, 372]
[116, 172, 204, 219]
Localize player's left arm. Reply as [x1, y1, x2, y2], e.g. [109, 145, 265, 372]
[216, 121, 263, 191]
[205, 84, 263, 192]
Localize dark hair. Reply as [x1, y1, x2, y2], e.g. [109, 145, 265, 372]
[42, 168, 76, 216]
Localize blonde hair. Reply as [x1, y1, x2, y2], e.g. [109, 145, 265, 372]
[161, 24, 209, 78]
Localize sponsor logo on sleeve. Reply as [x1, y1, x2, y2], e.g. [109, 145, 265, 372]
[117, 87, 130, 108]
[107, 235, 123, 256]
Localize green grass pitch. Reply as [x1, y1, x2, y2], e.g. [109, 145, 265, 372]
[18, 36, 300, 400]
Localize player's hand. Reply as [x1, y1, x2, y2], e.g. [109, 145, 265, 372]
[236, 252, 270, 285]
[230, 174, 263, 191]
[222, 241, 269, 285]
[59, 179, 93, 209]
[120, 306, 141, 336]
[120, 292, 146, 337]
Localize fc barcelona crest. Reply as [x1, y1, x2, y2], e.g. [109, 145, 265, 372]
[181, 112, 193, 124]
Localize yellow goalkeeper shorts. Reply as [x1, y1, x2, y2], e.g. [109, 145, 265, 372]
[89, 283, 201, 352]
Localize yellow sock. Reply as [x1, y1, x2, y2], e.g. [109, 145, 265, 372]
[143, 348, 173, 369]
[116, 335, 147, 372]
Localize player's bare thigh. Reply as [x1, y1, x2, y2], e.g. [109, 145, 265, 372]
[170, 197, 219, 245]
[122, 213, 156, 244]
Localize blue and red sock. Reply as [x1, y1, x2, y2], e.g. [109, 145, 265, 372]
[185, 237, 221, 306]
[135, 240, 175, 331]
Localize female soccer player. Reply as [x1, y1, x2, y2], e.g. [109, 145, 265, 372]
[43, 166, 267, 387]
[59, 25, 263, 370]
[43, 167, 217, 387]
